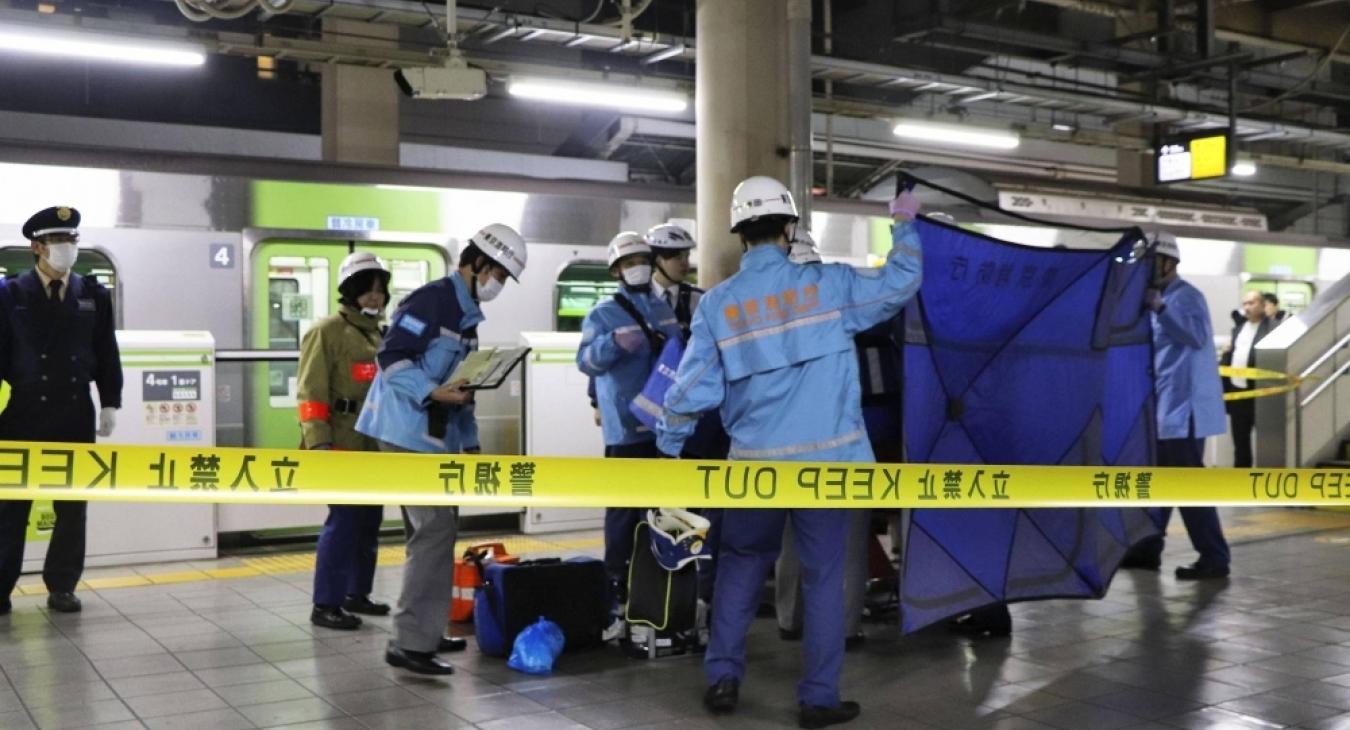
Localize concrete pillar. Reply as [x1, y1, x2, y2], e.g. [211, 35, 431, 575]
[695, 0, 792, 288]
[321, 19, 400, 165]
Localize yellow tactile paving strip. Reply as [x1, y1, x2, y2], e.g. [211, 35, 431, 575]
[13, 531, 604, 595]
[13, 509, 1350, 596]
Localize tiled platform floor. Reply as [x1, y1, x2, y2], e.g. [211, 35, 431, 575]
[4, 509, 1350, 729]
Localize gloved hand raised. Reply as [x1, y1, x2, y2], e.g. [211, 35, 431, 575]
[97, 407, 117, 438]
[890, 190, 921, 221]
[1144, 288, 1164, 313]
[614, 328, 646, 353]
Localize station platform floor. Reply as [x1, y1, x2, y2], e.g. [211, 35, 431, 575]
[3, 507, 1350, 730]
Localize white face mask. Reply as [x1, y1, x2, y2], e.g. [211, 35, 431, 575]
[476, 276, 504, 302]
[45, 243, 78, 273]
[622, 265, 652, 288]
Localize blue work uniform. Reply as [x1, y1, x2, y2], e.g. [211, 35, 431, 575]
[357, 274, 483, 655]
[657, 224, 922, 708]
[0, 271, 122, 600]
[356, 275, 482, 454]
[577, 288, 682, 591]
[1134, 276, 1230, 568]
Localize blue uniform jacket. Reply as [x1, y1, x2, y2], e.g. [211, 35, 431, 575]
[657, 223, 923, 461]
[356, 274, 483, 453]
[577, 289, 682, 446]
[0, 270, 122, 443]
[1152, 276, 1226, 441]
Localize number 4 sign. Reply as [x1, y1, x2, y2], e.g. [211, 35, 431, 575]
[209, 244, 235, 269]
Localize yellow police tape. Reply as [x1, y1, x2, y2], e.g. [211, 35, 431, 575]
[1218, 366, 1308, 402]
[0, 440, 1346, 508]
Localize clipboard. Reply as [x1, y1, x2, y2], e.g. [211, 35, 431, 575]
[446, 346, 532, 391]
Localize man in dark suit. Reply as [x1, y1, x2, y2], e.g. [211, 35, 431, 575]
[0, 206, 122, 615]
[1222, 290, 1272, 469]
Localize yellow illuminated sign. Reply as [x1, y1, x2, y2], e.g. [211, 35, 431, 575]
[1156, 132, 1230, 183]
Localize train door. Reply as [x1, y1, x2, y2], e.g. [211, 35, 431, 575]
[248, 240, 446, 450]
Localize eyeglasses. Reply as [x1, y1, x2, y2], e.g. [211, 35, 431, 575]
[40, 234, 79, 245]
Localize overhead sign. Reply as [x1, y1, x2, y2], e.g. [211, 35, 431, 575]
[997, 191, 1267, 232]
[1156, 131, 1230, 184]
[326, 215, 380, 232]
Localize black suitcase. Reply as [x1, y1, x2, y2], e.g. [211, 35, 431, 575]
[474, 557, 608, 657]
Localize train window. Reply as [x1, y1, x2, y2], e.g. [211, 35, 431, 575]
[555, 262, 619, 332]
[388, 259, 430, 305]
[0, 247, 120, 323]
[265, 255, 330, 406]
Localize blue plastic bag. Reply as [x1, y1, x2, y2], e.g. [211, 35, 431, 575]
[507, 617, 565, 675]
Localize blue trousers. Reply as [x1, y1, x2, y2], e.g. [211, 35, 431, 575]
[1132, 434, 1231, 569]
[697, 508, 722, 601]
[705, 508, 847, 708]
[313, 505, 384, 607]
[603, 441, 661, 593]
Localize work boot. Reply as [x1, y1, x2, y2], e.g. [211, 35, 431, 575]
[47, 592, 81, 613]
[310, 605, 361, 631]
[703, 678, 739, 715]
[1175, 562, 1230, 580]
[342, 595, 391, 616]
[437, 635, 468, 653]
[947, 604, 1011, 638]
[799, 700, 861, 729]
[385, 644, 454, 675]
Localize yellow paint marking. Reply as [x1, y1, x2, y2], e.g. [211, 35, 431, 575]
[85, 576, 153, 589]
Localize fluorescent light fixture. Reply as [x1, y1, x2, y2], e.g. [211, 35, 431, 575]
[641, 44, 686, 65]
[0, 26, 205, 67]
[508, 77, 687, 113]
[892, 120, 1020, 150]
[1231, 160, 1257, 176]
[1052, 122, 1076, 132]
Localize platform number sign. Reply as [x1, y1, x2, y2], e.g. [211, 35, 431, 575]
[209, 244, 235, 269]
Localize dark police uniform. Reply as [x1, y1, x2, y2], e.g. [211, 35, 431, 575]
[0, 207, 122, 609]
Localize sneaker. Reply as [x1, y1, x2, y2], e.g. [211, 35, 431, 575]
[602, 614, 625, 642]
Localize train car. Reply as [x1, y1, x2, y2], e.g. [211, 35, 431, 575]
[0, 159, 1336, 554]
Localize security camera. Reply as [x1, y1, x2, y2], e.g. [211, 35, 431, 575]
[394, 59, 487, 101]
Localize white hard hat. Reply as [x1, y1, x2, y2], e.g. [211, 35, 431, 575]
[646, 223, 696, 251]
[729, 176, 798, 232]
[338, 251, 389, 289]
[469, 223, 528, 280]
[1151, 231, 1181, 262]
[607, 231, 651, 268]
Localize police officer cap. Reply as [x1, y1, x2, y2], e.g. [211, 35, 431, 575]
[22, 207, 81, 241]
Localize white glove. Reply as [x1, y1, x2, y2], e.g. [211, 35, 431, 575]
[98, 407, 116, 438]
[614, 329, 646, 353]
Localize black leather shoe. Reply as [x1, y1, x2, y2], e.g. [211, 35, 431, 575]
[799, 700, 861, 729]
[343, 595, 390, 616]
[845, 634, 865, 652]
[0, 597, 11, 615]
[47, 592, 81, 613]
[1176, 562, 1230, 580]
[437, 635, 468, 653]
[947, 605, 1011, 638]
[779, 627, 803, 641]
[703, 678, 739, 715]
[385, 645, 454, 675]
[1118, 553, 1162, 570]
[310, 605, 361, 630]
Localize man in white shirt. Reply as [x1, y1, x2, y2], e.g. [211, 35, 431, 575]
[1222, 290, 1272, 468]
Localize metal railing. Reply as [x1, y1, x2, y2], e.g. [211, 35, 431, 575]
[1293, 332, 1350, 464]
